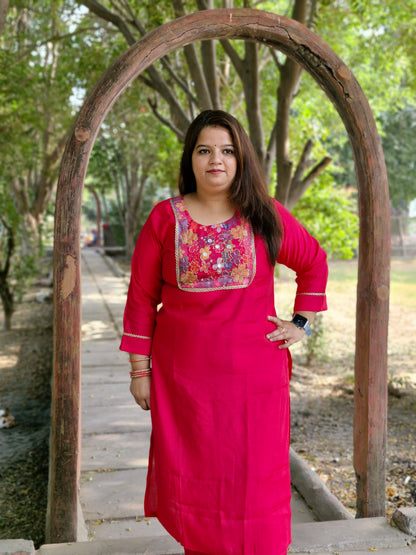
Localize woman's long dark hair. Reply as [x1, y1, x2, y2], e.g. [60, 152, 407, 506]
[178, 110, 283, 265]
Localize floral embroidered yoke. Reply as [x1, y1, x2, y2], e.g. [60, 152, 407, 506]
[172, 197, 255, 291]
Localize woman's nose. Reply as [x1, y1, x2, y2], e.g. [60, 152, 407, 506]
[209, 148, 221, 163]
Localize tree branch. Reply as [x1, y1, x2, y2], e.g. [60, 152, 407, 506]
[264, 120, 278, 183]
[148, 98, 185, 141]
[10, 177, 30, 216]
[200, 39, 220, 109]
[287, 153, 332, 211]
[171, 0, 212, 110]
[268, 46, 283, 71]
[242, 42, 265, 166]
[183, 43, 213, 110]
[159, 57, 199, 106]
[302, 156, 332, 187]
[196, 0, 220, 108]
[274, 0, 313, 206]
[79, 0, 191, 135]
[78, 0, 136, 45]
[291, 139, 314, 185]
[0, 216, 14, 279]
[219, 39, 245, 79]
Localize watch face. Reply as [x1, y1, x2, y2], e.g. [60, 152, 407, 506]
[292, 314, 308, 327]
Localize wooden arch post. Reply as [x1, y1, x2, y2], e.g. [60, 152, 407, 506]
[50, 8, 390, 542]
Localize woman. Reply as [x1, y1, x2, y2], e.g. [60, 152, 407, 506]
[120, 110, 328, 554]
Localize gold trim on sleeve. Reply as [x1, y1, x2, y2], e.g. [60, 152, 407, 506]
[123, 332, 152, 340]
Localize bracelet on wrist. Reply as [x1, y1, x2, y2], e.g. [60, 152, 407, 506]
[130, 369, 152, 379]
[130, 362, 151, 370]
[129, 356, 151, 362]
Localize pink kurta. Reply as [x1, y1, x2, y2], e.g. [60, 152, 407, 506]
[120, 196, 328, 554]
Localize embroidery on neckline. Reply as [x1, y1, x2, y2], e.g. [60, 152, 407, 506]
[171, 197, 256, 292]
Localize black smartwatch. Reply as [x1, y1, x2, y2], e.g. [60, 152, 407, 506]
[292, 314, 312, 336]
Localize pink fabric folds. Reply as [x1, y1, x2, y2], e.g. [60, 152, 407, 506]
[120, 197, 328, 554]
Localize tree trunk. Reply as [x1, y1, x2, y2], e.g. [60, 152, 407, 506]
[274, 37, 304, 206]
[125, 164, 147, 259]
[0, 0, 8, 37]
[0, 281, 14, 330]
[243, 42, 266, 169]
[0, 221, 15, 330]
[21, 213, 41, 256]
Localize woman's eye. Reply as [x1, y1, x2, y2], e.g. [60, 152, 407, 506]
[197, 148, 210, 154]
[224, 149, 235, 155]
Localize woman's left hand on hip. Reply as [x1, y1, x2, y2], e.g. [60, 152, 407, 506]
[266, 315, 306, 349]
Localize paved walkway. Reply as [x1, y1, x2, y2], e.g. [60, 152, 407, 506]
[66, 248, 415, 555]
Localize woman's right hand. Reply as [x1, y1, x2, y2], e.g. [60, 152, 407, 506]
[130, 376, 151, 411]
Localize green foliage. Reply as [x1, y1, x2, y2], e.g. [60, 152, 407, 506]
[378, 105, 416, 210]
[316, 0, 416, 105]
[2, 0, 416, 270]
[292, 177, 359, 260]
[299, 313, 328, 365]
[331, 103, 416, 212]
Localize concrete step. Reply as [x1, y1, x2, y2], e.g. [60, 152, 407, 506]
[3, 517, 413, 555]
[36, 535, 183, 554]
[290, 516, 414, 552]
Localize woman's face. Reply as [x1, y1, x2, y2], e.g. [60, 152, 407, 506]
[191, 125, 237, 197]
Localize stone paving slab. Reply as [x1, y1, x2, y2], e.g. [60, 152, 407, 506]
[88, 517, 168, 542]
[291, 488, 316, 524]
[81, 320, 117, 340]
[81, 404, 151, 435]
[81, 366, 128, 385]
[82, 336, 121, 347]
[290, 517, 414, 553]
[332, 549, 416, 555]
[36, 535, 183, 554]
[82, 382, 132, 407]
[82, 346, 126, 367]
[0, 539, 35, 555]
[80, 468, 147, 520]
[81, 431, 150, 471]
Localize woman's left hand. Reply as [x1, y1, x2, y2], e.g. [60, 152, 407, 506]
[266, 315, 306, 349]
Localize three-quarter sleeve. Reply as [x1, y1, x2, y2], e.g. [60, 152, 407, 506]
[119, 205, 165, 355]
[275, 200, 328, 313]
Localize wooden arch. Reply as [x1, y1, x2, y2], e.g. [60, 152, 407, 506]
[50, 8, 390, 542]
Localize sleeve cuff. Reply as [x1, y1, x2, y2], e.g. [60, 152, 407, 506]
[293, 293, 327, 313]
[119, 334, 152, 356]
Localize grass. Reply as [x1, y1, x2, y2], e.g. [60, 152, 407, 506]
[276, 256, 416, 382]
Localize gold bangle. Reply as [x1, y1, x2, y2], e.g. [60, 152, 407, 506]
[130, 369, 152, 378]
